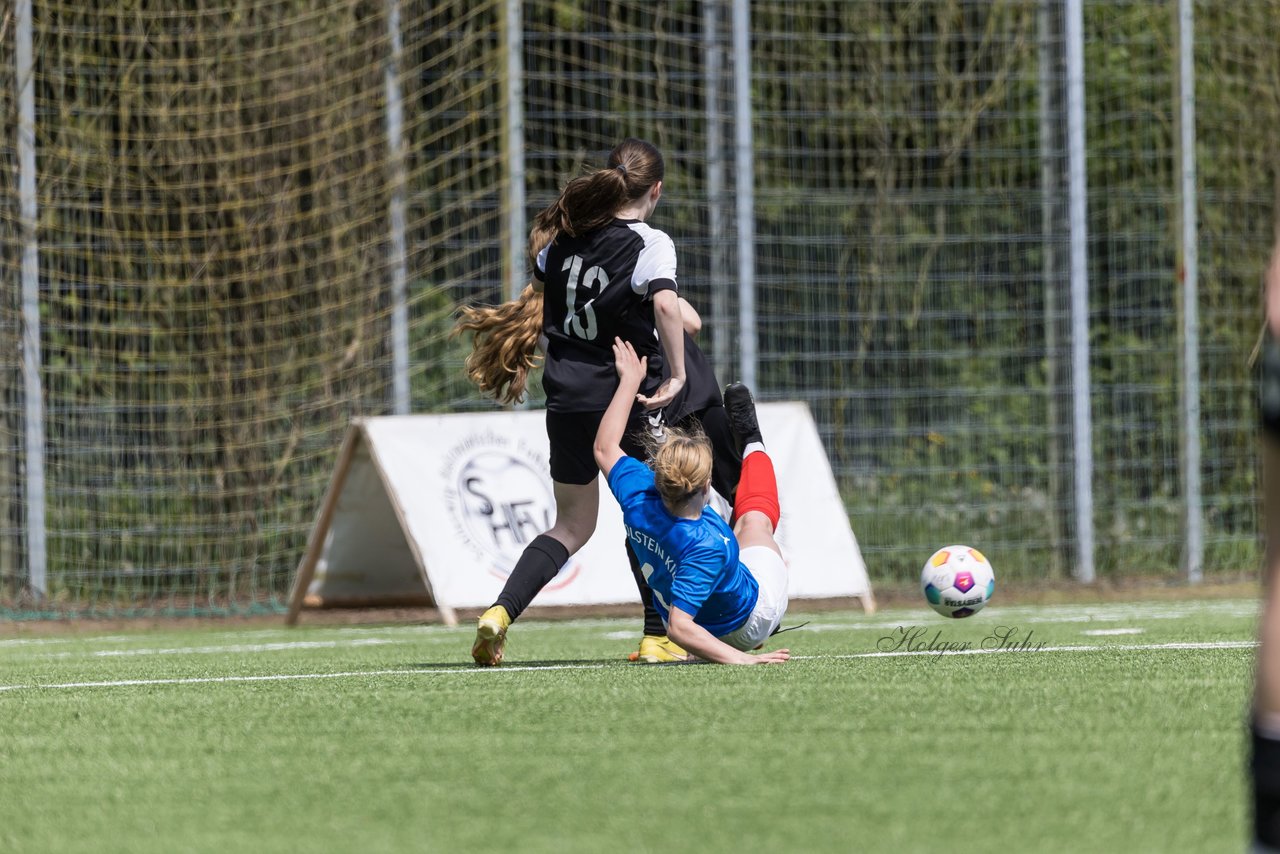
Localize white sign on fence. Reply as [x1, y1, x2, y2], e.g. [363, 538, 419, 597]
[286, 404, 874, 625]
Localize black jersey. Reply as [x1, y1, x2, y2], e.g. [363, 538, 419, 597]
[664, 332, 723, 424]
[535, 218, 677, 413]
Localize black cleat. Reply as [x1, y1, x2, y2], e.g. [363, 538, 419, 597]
[724, 382, 763, 456]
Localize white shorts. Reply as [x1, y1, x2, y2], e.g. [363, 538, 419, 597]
[718, 546, 789, 651]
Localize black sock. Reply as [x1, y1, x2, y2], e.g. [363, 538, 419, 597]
[625, 538, 667, 636]
[494, 534, 571, 621]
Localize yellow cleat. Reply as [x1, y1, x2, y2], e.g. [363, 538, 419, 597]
[631, 634, 689, 664]
[471, 605, 511, 666]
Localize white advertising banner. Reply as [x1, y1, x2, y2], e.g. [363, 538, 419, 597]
[288, 404, 873, 625]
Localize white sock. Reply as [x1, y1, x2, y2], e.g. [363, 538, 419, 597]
[743, 441, 766, 458]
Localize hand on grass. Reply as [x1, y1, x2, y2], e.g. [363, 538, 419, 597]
[745, 648, 790, 665]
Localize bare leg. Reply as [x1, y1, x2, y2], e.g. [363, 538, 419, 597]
[545, 480, 600, 555]
[734, 510, 781, 557]
[492, 480, 598, 621]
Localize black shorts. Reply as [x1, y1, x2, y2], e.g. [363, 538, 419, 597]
[546, 409, 655, 485]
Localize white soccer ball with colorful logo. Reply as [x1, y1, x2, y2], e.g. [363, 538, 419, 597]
[920, 545, 994, 618]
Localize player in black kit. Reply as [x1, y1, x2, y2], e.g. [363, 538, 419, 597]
[1255, 242, 1280, 853]
[457, 138, 739, 665]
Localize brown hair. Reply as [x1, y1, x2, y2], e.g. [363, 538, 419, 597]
[454, 283, 543, 405]
[526, 137, 664, 269]
[647, 424, 713, 511]
[455, 139, 665, 405]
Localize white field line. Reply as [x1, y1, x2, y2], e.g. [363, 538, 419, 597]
[812, 599, 1261, 630]
[0, 618, 640, 649]
[1081, 628, 1145, 636]
[0, 639, 1256, 693]
[82, 638, 394, 658]
[6, 638, 398, 660]
[800, 612, 1256, 633]
[0, 628, 425, 649]
[0, 635, 136, 648]
[822, 640, 1255, 660]
[0, 663, 610, 693]
[989, 599, 1256, 616]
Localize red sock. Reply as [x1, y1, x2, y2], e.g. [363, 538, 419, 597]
[732, 451, 780, 528]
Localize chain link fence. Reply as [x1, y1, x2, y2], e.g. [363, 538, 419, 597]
[1, 0, 1275, 615]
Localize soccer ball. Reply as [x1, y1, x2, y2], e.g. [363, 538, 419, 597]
[920, 545, 995, 618]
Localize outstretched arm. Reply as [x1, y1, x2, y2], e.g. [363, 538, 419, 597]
[637, 289, 686, 410]
[667, 607, 790, 665]
[593, 338, 647, 478]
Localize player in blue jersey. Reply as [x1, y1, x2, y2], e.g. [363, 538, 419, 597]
[457, 138, 742, 665]
[593, 338, 791, 664]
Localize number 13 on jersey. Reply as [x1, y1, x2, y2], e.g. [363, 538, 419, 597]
[562, 254, 610, 340]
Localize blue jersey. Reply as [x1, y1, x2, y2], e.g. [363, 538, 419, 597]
[607, 456, 758, 636]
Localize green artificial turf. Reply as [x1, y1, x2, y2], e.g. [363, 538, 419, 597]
[0, 599, 1260, 853]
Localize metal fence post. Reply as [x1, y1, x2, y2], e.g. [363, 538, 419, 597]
[506, 0, 527, 304]
[16, 0, 47, 600]
[704, 0, 730, 377]
[1177, 0, 1203, 583]
[1065, 0, 1095, 583]
[386, 0, 410, 415]
[732, 0, 756, 390]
